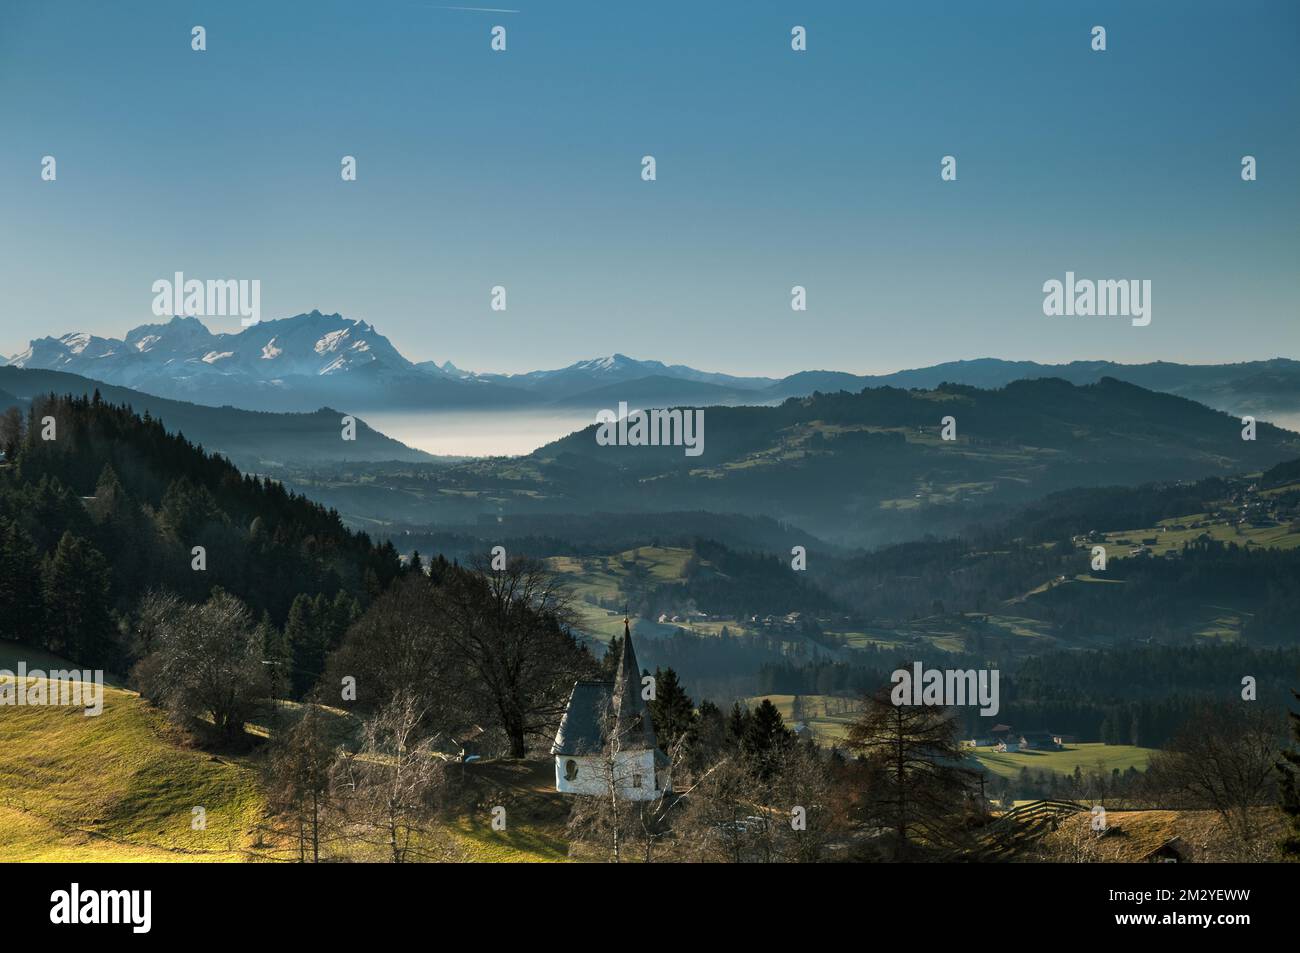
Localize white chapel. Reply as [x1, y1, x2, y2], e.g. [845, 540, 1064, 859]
[551, 620, 671, 801]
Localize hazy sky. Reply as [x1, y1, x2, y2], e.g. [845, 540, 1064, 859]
[1, 0, 1296, 376]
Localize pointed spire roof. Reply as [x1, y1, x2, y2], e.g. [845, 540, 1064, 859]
[551, 618, 659, 756]
[611, 617, 657, 751]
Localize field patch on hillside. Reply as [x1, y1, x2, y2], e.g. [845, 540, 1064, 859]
[973, 743, 1155, 779]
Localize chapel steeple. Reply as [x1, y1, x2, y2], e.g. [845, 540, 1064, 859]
[611, 617, 657, 751]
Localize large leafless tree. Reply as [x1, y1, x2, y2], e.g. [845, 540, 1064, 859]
[438, 556, 592, 758]
[332, 689, 453, 863]
[133, 588, 268, 742]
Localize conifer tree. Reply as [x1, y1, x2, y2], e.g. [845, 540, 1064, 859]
[286, 593, 325, 699]
[260, 611, 291, 700]
[844, 688, 981, 860]
[743, 698, 792, 780]
[647, 666, 695, 755]
[728, 701, 751, 747]
[0, 520, 45, 644]
[41, 531, 116, 667]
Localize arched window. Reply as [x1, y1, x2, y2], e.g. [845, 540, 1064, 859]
[564, 759, 579, 781]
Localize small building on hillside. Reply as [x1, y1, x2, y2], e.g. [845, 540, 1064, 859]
[996, 739, 1020, 753]
[552, 620, 671, 801]
[1142, 837, 1193, 863]
[1019, 731, 1061, 751]
[430, 725, 486, 762]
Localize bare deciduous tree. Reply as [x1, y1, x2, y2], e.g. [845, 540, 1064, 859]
[133, 588, 268, 743]
[769, 741, 837, 863]
[332, 690, 454, 863]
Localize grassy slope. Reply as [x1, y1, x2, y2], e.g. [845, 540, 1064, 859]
[0, 644, 266, 862]
[749, 693, 861, 745]
[442, 761, 571, 862]
[550, 546, 1073, 657]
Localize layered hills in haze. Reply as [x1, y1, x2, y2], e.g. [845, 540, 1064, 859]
[0, 367, 434, 469]
[286, 377, 1300, 546]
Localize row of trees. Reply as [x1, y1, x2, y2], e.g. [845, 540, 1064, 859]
[326, 557, 592, 757]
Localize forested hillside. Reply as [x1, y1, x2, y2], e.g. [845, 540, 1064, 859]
[0, 391, 403, 671]
[0, 366, 433, 468]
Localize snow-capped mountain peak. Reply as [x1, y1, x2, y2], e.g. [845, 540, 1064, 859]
[4, 311, 413, 406]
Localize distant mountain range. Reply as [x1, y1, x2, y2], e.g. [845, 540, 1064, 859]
[10, 312, 1300, 421]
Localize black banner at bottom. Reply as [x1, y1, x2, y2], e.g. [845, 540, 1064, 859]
[0, 861, 1282, 939]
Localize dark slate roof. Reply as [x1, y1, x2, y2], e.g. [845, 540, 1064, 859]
[551, 680, 612, 756]
[552, 620, 660, 756]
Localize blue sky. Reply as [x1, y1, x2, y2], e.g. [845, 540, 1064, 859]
[0, 0, 1296, 376]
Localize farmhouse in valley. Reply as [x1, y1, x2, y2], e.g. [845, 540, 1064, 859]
[1018, 731, 1062, 751]
[551, 620, 671, 800]
[970, 724, 1069, 752]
